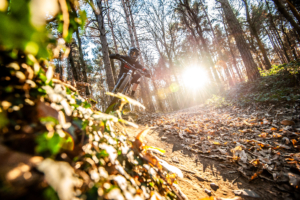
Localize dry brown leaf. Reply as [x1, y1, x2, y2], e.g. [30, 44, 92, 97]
[280, 120, 295, 126]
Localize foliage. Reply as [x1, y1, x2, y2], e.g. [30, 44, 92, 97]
[0, 1, 182, 200]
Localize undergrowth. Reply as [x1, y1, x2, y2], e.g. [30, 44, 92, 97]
[207, 61, 300, 107]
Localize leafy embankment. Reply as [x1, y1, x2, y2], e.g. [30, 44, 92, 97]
[0, 1, 184, 200]
[0, 55, 186, 200]
[207, 61, 300, 107]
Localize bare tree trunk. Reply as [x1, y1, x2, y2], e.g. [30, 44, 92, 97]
[121, 0, 135, 47]
[273, 29, 291, 62]
[75, 30, 90, 95]
[204, 3, 234, 84]
[223, 18, 244, 81]
[67, 42, 80, 82]
[94, 0, 115, 91]
[281, 25, 298, 60]
[272, 0, 300, 37]
[264, 26, 285, 63]
[243, 0, 271, 70]
[219, 0, 260, 81]
[106, 1, 119, 54]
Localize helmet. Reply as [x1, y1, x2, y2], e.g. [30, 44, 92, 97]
[128, 47, 140, 61]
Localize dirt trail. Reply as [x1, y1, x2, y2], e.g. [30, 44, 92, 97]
[126, 104, 300, 200]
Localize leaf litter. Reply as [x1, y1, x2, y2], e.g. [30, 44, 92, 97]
[136, 102, 300, 199]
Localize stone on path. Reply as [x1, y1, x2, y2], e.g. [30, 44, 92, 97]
[233, 189, 260, 198]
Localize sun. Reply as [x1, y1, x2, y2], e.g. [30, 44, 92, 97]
[182, 66, 210, 89]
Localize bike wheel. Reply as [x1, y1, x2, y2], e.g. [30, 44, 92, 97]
[105, 74, 131, 114]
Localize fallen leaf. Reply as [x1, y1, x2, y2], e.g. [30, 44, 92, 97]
[281, 120, 295, 126]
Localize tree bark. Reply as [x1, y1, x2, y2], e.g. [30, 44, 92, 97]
[94, 0, 115, 91]
[219, 0, 260, 81]
[75, 30, 90, 95]
[272, 0, 300, 37]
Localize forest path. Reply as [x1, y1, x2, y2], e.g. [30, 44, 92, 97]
[125, 104, 300, 200]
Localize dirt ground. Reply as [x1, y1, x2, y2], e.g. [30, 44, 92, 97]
[125, 104, 300, 200]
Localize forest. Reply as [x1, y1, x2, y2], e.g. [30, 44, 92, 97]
[0, 0, 300, 200]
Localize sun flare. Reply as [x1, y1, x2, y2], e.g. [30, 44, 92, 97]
[182, 66, 210, 89]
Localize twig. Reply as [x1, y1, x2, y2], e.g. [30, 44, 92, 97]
[232, 175, 240, 184]
[52, 78, 78, 92]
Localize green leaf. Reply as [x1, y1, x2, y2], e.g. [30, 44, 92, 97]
[35, 132, 62, 155]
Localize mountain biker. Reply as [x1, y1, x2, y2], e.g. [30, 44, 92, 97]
[109, 47, 151, 98]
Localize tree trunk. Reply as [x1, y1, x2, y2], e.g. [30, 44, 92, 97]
[272, 0, 300, 37]
[95, 0, 115, 91]
[243, 0, 271, 70]
[281, 25, 298, 60]
[121, 0, 135, 47]
[219, 0, 260, 81]
[204, 4, 235, 84]
[67, 42, 80, 82]
[273, 29, 291, 62]
[223, 18, 244, 81]
[106, 1, 119, 54]
[286, 0, 300, 24]
[75, 30, 90, 96]
[264, 26, 284, 63]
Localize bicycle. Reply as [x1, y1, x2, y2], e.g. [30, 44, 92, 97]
[105, 58, 148, 114]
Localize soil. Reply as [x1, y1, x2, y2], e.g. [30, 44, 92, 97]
[125, 104, 300, 200]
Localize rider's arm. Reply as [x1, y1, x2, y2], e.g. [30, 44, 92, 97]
[136, 64, 151, 78]
[109, 54, 126, 60]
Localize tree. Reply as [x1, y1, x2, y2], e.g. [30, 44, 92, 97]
[176, 0, 222, 85]
[242, 0, 272, 70]
[272, 0, 300, 37]
[92, 0, 115, 91]
[217, 0, 260, 81]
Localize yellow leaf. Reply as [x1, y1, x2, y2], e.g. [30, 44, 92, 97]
[271, 127, 277, 131]
[166, 173, 177, 185]
[143, 146, 166, 154]
[199, 197, 214, 200]
[212, 141, 220, 145]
